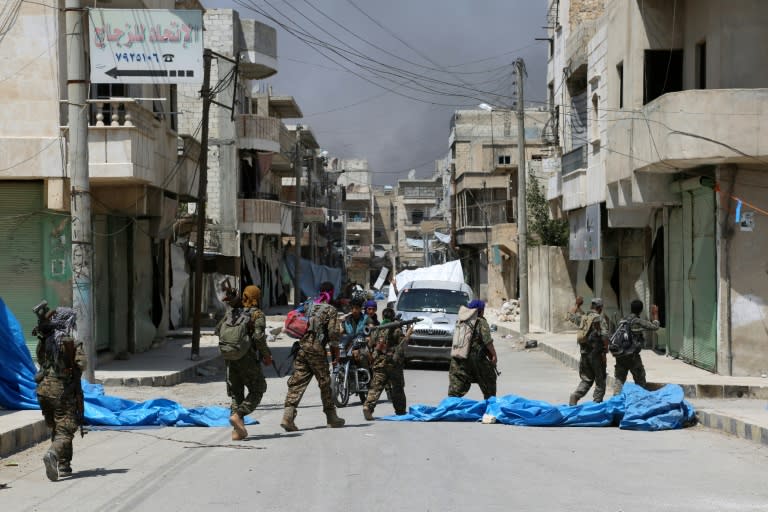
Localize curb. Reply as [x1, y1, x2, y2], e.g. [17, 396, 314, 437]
[495, 323, 768, 447]
[0, 418, 48, 459]
[95, 354, 223, 387]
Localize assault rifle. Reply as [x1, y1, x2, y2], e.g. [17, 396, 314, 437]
[363, 317, 422, 335]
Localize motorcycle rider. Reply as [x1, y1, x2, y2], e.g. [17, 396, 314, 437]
[364, 299, 380, 326]
[362, 307, 412, 419]
[341, 296, 372, 351]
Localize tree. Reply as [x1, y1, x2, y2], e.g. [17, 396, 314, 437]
[527, 172, 568, 246]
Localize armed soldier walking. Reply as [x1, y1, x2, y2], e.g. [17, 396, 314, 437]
[281, 293, 345, 431]
[33, 303, 86, 481]
[216, 285, 272, 441]
[362, 307, 412, 419]
[612, 299, 660, 395]
[567, 297, 609, 405]
[448, 300, 498, 400]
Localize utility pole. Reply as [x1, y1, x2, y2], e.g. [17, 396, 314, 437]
[67, 0, 94, 381]
[515, 58, 529, 336]
[293, 130, 303, 307]
[191, 49, 212, 360]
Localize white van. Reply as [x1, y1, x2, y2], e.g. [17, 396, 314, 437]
[394, 280, 474, 363]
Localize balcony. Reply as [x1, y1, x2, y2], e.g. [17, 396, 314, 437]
[561, 145, 587, 176]
[349, 245, 372, 260]
[238, 198, 282, 234]
[347, 215, 370, 232]
[238, 20, 278, 80]
[606, 89, 768, 184]
[561, 168, 586, 211]
[235, 115, 282, 153]
[87, 99, 192, 197]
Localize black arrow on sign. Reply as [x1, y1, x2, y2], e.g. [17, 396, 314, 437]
[104, 68, 194, 79]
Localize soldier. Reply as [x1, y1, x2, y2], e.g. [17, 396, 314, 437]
[612, 299, 660, 395]
[567, 297, 610, 405]
[280, 293, 345, 431]
[34, 306, 86, 481]
[447, 300, 498, 400]
[362, 308, 412, 419]
[217, 285, 272, 441]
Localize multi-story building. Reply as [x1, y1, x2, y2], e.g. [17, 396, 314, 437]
[545, 0, 768, 376]
[338, 159, 373, 286]
[395, 172, 446, 270]
[449, 108, 549, 302]
[0, 1, 202, 358]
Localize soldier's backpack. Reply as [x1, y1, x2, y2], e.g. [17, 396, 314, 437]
[451, 306, 479, 359]
[284, 300, 314, 339]
[576, 312, 600, 346]
[608, 318, 639, 357]
[218, 307, 253, 360]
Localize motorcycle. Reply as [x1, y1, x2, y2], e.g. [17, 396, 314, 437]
[331, 333, 372, 407]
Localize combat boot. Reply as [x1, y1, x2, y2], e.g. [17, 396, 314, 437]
[58, 462, 72, 476]
[362, 406, 374, 421]
[43, 450, 59, 482]
[229, 412, 248, 440]
[568, 393, 579, 406]
[325, 408, 346, 428]
[281, 406, 298, 432]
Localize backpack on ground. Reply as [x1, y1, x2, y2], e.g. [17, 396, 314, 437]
[576, 312, 600, 346]
[608, 318, 639, 357]
[218, 307, 253, 360]
[284, 300, 314, 339]
[451, 306, 479, 359]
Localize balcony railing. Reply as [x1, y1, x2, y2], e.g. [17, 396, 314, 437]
[238, 198, 282, 234]
[87, 99, 184, 193]
[561, 145, 587, 175]
[236, 114, 281, 153]
[458, 200, 515, 228]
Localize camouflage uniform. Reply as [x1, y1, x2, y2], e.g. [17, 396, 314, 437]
[363, 323, 407, 415]
[284, 302, 340, 412]
[35, 315, 86, 480]
[448, 316, 497, 399]
[613, 313, 659, 394]
[219, 308, 271, 417]
[568, 309, 609, 403]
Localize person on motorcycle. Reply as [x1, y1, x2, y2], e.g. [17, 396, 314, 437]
[362, 307, 412, 419]
[341, 296, 372, 351]
[364, 299, 380, 326]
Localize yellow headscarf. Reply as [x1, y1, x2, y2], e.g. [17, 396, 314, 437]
[242, 285, 261, 308]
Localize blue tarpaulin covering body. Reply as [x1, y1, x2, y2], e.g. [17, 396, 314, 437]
[383, 383, 696, 431]
[0, 297, 254, 427]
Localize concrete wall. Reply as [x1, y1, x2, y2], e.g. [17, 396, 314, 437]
[486, 224, 518, 307]
[718, 167, 768, 376]
[528, 245, 579, 332]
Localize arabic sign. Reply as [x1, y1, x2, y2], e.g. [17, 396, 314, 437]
[89, 9, 203, 84]
[569, 203, 601, 260]
[302, 207, 327, 223]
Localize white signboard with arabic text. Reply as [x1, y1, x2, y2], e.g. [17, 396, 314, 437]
[89, 9, 203, 84]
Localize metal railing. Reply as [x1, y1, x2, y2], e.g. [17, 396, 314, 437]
[561, 145, 587, 175]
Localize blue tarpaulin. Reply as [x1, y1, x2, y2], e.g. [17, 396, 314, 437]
[0, 297, 255, 428]
[383, 383, 696, 431]
[0, 298, 39, 410]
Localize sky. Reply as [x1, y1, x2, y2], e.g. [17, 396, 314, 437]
[202, 0, 549, 186]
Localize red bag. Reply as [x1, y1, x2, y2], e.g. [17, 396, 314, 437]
[284, 309, 309, 339]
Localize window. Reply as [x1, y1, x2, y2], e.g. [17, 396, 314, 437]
[616, 62, 624, 109]
[643, 49, 683, 105]
[695, 41, 707, 89]
[498, 155, 511, 165]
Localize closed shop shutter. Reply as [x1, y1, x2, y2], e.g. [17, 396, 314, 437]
[0, 182, 47, 359]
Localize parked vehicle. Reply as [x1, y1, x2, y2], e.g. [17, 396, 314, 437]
[394, 280, 473, 363]
[331, 333, 372, 406]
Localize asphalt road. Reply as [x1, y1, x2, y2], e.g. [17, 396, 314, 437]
[3, 332, 768, 512]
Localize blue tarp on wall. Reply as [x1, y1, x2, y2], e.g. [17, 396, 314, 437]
[382, 383, 696, 431]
